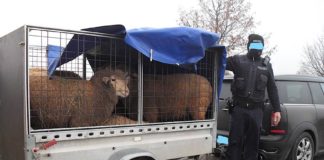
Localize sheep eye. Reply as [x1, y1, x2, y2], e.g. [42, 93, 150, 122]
[111, 78, 116, 82]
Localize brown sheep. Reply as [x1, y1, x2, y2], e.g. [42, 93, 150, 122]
[128, 74, 213, 123]
[29, 67, 130, 129]
[29, 68, 82, 128]
[52, 70, 82, 79]
[29, 68, 82, 79]
[101, 115, 137, 125]
[29, 68, 48, 77]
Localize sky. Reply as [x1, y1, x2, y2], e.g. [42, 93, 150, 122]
[250, 0, 324, 75]
[1, 0, 324, 75]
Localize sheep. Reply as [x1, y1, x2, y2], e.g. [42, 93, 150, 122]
[29, 68, 82, 79]
[52, 70, 82, 79]
[128, 73, 213, 123]
[29, 68, 83, 128]
[101, 115, 138, 125]
[29, 67, 130, 129]
[29, 68, 47, 77]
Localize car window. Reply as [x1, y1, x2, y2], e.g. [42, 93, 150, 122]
[309, 82, 324, 104]
[219, 80, 232, 99]
[276, 81, 312, 104]
[320, 83, 324, 93]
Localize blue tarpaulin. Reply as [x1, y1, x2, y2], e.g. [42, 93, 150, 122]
[46, 25, 227, 96]
[216, 45, 227, 96]
[124, 27, 220, 64]
[47, 25, 126, 75]
[47, 45, 64, 76]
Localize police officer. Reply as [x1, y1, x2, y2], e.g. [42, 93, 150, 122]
[225, 34, 281, 160]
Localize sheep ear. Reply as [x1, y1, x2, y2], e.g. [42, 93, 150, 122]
[131, 73, 138, 78]
[110, 75, 116, 80]
[102, 77, 110, 84]
[126, 76, 130, 83]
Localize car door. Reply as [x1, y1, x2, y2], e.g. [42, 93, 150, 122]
[276, 81, 316, 137]
[309, 82, 324, 150]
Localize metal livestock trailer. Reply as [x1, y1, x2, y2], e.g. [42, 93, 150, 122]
[0, 25, 226, 160]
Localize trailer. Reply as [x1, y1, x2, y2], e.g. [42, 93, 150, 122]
[0, 25, 226, 160]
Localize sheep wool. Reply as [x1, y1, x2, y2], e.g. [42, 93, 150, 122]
[139, 74, 213, 122]
[29, 68, 130, 129]
[101, 115, 138, 125]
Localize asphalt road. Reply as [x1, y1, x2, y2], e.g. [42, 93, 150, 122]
[314, 153, 324, 160]
[179, 154, 219, 160]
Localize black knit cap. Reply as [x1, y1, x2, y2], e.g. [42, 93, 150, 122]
[247, 34, 264, 50]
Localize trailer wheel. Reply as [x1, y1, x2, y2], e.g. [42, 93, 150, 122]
[131, 156, 155, 160]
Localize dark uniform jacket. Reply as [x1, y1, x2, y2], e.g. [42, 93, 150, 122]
[226, 54, 281, 112]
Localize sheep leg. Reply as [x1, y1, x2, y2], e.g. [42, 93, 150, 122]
[70, 116, 91, 127]
[191, 109, 206, 120]
[143, 98, 159, 122]
[191, 98, 209, 120]
[144, 106, 159, 122]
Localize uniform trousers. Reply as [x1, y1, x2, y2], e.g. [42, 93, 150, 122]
[226, 105, 263, 160]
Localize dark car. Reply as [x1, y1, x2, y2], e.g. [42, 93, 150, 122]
[217, 75, 324, 160]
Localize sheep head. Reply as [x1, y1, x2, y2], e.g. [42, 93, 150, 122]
[102, 74, 130, 97]
[92, 68, 130, 98]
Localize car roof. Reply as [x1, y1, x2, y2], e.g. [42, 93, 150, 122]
[275, 75, 324, 83]
[223, 74, 324, 83]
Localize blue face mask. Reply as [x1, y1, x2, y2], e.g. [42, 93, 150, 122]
[249, 42, 264, 50]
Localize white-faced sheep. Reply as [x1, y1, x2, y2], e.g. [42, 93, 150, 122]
[128, 73, 213, 123]
[29, 67, 130, 128]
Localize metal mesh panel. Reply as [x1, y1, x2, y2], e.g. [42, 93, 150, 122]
[27, 27, 216, 130]
[28, 28, 138, 130]
[138, 51, 216, 123]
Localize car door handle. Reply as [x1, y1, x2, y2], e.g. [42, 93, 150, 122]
[221, 108, 229, 111]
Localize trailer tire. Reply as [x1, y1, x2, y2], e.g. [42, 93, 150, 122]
[131, 156, 155, 160]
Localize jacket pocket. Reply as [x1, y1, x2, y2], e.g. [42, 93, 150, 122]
[234, 77, 245, 90]
[256, 74, 268, 91]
